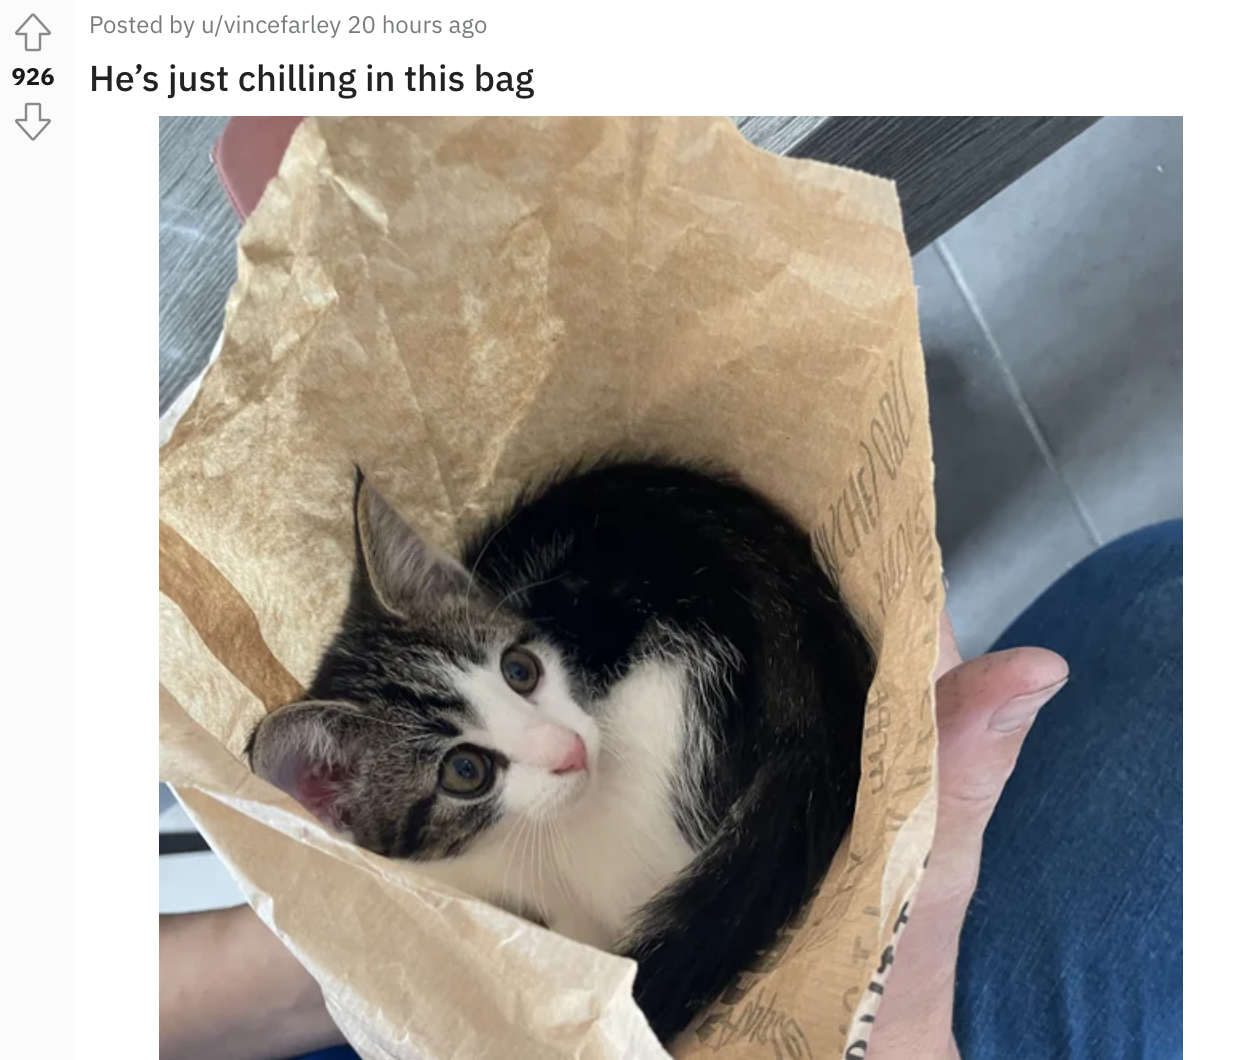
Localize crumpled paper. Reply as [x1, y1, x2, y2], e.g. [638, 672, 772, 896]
[159, 116, 943, 1060]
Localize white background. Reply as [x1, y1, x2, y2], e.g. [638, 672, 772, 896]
[3, 1, 1221, 1055]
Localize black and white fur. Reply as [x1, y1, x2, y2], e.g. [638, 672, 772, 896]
[247, 458, 873, 1042]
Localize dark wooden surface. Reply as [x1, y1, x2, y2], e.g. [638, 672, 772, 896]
[160, 831, 212, 856]
[159, 116, 235, 414]
[784, 116, 1101, 252]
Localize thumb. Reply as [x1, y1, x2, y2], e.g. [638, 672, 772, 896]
[934, 647, 1069, 841]
[866, 646, 1069, 1057]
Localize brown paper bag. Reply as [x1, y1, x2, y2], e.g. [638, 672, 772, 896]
[159, 116, 943, 1060]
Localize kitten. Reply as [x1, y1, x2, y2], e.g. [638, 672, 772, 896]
[247, 458, 873, 1042]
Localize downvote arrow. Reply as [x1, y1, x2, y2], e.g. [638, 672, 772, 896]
[16, 102, 50, 141]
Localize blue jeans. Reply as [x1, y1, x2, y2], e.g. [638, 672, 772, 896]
[295, 521, 1183, 1060]
[955, 520, 1183, 1060]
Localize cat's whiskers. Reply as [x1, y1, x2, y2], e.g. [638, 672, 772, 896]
[459, 508, 521, 618]
[548, 819, 579, 913]
[487, 574, 565, 620]
[525, 819, 538, 912]
[334, 712, 422, 736]
[532, 821, 551, 926]
[527, 818, 552, 927]
[515, 817, 538, 923]
[289, 706, 455, 748]
[497, 816, 529, 904]
[381, 728, 448, 753]
[541, 820, 561, 910]
[512, 818, 529, 906]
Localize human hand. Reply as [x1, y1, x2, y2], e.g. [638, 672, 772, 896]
[867, 611, 1069, 1059]
[160, 904, 346, 1060]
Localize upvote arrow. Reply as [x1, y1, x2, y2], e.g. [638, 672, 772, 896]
[15, 13, 50, 51]
[16, 102, 50, 141]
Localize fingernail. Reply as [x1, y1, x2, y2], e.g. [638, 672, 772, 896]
[989, 679, 1068, 733]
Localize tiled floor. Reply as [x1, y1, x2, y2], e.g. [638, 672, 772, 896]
[158, 116, 1182, 908]
[921, 116, 1182, 654]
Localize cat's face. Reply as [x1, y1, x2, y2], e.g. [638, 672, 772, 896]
[247, 474, 601, 861]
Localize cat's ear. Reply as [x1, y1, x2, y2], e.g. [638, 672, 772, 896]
[353, 469, 471, 616]
[246, 702, 360, 832]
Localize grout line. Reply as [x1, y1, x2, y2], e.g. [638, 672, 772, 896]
[933, 238, 1105, 548]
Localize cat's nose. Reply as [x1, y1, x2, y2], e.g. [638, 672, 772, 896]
[520, 723, 589, 775]
[552, 734, 588, 775]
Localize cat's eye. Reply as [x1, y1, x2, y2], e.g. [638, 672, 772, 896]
[501, 646, 542, 695]
[438, 746, 495, 797]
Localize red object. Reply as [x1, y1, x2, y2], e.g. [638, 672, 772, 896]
[213, 117, 305, 219]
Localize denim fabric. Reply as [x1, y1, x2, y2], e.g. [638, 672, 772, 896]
[955, 520, 1183, 1060]
[290, 522, 1183, 1060]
